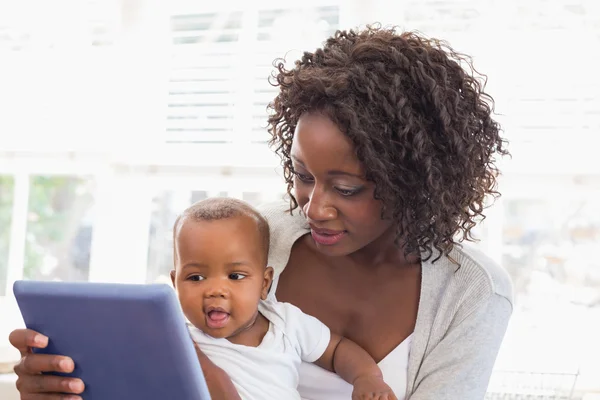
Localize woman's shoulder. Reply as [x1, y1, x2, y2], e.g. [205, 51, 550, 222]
[257, 200, 308, 231]
[256, 201, 309, 274]
[447, 243, 514, 305]
[417, 243, 513, 347]
[256, 201, 309, 244]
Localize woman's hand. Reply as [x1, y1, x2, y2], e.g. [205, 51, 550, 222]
[352, 375, 398, 400]
[9, 329, 85, 399]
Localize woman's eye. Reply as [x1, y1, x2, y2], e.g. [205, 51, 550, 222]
[188, 275, 205, 281]
[335, 187, 361, 197]
[294, 172, 313, 183]
[229, 273, 246, 280]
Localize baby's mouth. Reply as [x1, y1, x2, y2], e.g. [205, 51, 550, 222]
[206, 309, 230, 329]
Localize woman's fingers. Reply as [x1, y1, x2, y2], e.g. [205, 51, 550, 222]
[20, 394, 82, 400]
[9, 329, 85, 398]
[21, 393, 82, 400]
[12, 354, 84, 397]
[14, 354, 75, 375]
[15, 373, 84, 395]
[9, 329, 48, 354]
[20, 395, 82, 400]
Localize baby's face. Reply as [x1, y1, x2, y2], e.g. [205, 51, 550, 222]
[171, 215, 272, 341]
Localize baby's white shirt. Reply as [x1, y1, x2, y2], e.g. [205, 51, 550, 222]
[188, 299, 331, 400]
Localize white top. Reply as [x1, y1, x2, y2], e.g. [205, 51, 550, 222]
[188, 299, 330, 400]
[259, 201, 514, 400]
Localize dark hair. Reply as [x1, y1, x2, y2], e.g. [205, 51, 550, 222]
[267, 25, 509, 261]
[174, 197, 270, 263]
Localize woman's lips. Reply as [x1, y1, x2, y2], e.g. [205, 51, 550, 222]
[310, 226, 347, 246]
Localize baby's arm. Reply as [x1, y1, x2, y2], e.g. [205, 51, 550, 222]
[314, 333, 397, 400]
[191, 340, 242, 400]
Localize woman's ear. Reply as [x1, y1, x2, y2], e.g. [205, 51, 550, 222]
[261, 266, 275, 300]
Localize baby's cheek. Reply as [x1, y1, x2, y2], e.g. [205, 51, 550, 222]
[178, 294, 199, 316]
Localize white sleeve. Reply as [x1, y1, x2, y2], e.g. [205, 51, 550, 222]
[279, 302, 331, 363]
[409, 294, 512, 400]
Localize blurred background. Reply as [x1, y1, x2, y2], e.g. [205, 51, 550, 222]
[0, 0, 599, 398]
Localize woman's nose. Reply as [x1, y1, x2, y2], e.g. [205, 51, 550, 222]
[302, 187, 337, 222]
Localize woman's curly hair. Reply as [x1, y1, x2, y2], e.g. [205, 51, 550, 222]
[267, 25, 509, 261]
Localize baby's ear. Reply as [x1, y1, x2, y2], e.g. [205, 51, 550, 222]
[170, 270, 176, 288]
[261, 266, 275, 300]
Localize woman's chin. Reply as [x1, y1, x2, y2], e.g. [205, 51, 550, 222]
[311, 238, 357, 258]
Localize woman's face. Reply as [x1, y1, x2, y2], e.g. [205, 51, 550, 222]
[290, 112, 394, 257]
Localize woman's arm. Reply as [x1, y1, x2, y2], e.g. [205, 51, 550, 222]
[408, 293, 512, 400]
[192, 342, 242, 400]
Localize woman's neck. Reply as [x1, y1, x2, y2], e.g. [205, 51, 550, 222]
[348, 226, 420, 270]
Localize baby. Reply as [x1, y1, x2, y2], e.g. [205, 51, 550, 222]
[170, 197, 396, 400]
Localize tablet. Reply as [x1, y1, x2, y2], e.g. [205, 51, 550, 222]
[13, 280, 211, 400]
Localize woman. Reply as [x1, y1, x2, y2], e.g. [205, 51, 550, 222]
[9, 26, 512, 399]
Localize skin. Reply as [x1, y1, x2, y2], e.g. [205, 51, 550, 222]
[8, 112, 413, 399]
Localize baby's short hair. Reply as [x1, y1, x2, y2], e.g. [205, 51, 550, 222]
[174, 197, 270, 263]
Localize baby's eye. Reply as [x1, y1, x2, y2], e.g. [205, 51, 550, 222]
[188, 275, 205, 281]
[229, 273, 246, 280]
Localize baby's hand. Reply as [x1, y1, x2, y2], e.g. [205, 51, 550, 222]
[351, 375, 398, 400]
